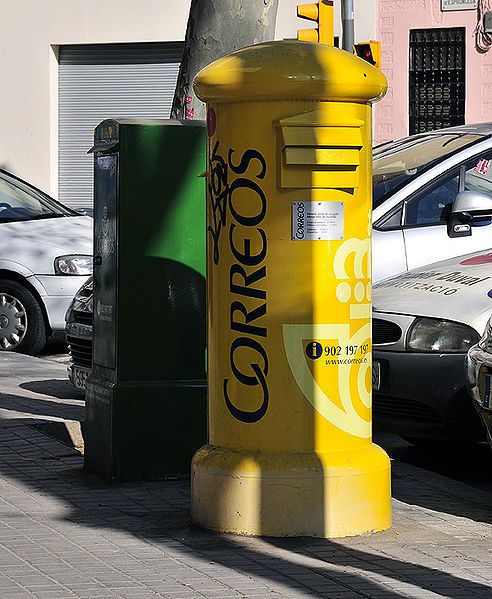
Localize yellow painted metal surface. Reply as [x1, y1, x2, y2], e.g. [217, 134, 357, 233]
[194, 41, 387, 104]
[192, 40, 391, 538]
[297, 1, 335, 46]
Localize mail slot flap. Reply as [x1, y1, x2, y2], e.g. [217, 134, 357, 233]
[282, 168, 360, 189]
[277, 109, 364, 129]
[277, 109, 364, 189]
[281, 126, 363, 148]
[277, 109, 364, 148]
[284, 147, 360, 167]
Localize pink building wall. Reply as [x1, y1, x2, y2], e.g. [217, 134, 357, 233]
[376, 0, 492, 142]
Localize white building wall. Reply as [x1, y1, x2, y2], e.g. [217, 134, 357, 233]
[354, 0, 377, 43]
[0, 0, 191, 197]
[0, 0, 376, 199]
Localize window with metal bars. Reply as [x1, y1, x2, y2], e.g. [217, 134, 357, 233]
[409, 28, 465, 135]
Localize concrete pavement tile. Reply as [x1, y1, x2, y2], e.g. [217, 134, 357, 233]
[31, 592, 78, 599]
[3, 593, 43, 599]
[3, 355, 492, 599]
[119, 594, 169, 599]
[161, 594, 206, 599]
[272, 594, 316, 599]
[0, 582, 31, 594]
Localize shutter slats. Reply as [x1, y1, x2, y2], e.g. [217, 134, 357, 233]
[59, 42, 183, 210]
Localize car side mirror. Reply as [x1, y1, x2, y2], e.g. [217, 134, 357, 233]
[447, 190, 492, 238]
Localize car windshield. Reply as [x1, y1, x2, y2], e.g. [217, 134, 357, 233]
[0, 171, 76, 223]
[372, 132, 486, 208]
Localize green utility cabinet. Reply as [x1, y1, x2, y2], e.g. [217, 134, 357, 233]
[85, 119, 207, 482]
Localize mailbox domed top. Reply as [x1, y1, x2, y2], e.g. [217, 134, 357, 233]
[194, 40, 387, 104]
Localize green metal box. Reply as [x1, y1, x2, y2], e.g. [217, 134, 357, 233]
[85, 119, 207, 482]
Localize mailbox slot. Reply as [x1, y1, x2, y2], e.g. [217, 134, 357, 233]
[278, 110, 364, 189]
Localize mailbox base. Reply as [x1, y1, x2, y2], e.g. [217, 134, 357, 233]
[192, 443, 391, 538]
[85, 377, 207, 483]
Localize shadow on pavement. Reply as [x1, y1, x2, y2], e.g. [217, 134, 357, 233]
[377, 431, 492, 527]
[0, 391, 84, 421]
[1, 354, 492, 598]
[20, 378, 85, 401]
[261, 536, 492, 598]
[29, 420, 85, 453]
[1, 412, 492, 598]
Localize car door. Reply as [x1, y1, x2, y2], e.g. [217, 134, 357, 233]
[372, 204, 407, 282]
[403, 153, 492, 271]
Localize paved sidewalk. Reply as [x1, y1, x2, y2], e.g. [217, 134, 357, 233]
[0, 353, 492, 598]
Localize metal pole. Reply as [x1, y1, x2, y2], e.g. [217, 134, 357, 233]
[341, 0, 354, 52]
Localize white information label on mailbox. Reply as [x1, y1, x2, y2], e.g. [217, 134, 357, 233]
[292, 201, 344, 241]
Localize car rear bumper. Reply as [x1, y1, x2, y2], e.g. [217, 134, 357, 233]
[67, 363, 91, 390]
[466, 345, 492, 445]
[373, 350, 484, 442]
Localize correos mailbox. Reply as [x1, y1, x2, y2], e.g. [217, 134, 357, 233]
[191, 41, 391, 537]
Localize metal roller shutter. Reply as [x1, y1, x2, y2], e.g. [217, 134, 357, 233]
[59, 42, 183, 211]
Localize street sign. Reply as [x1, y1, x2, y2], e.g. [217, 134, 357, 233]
[441, 0, 478, 10]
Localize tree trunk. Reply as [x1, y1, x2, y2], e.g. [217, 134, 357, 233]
[171, 0, 280, 121]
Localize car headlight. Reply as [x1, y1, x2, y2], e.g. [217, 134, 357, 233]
[54, 255, 93, 276]
[65, 277, 93, 322]
[407, 318, 480, 353]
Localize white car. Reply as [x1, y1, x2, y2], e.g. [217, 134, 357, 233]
[0, 169, 92, 354]
[372, 249, 492, 444]
[372, 122, 492, 281]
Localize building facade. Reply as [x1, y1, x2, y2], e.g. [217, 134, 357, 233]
[376, 0, 491, 142]
[0, 0, 376, 210]
[0, 1, 191, 210]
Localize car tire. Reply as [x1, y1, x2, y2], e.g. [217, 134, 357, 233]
[0, 279, 47, 355]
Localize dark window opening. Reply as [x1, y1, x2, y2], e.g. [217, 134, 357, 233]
[409, 27, 465, 135]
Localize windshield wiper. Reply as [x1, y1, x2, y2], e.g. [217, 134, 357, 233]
[27, 213, 66, 220]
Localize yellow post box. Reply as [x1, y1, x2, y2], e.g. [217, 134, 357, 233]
[192, 40, 391, 538]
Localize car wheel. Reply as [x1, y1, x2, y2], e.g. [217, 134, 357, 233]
[0, 279, 47, 355]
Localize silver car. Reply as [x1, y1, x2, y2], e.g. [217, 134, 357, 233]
[371, 246, 492, 445]
[0, 169, 92, 354]
[373, 122, 492, 281]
